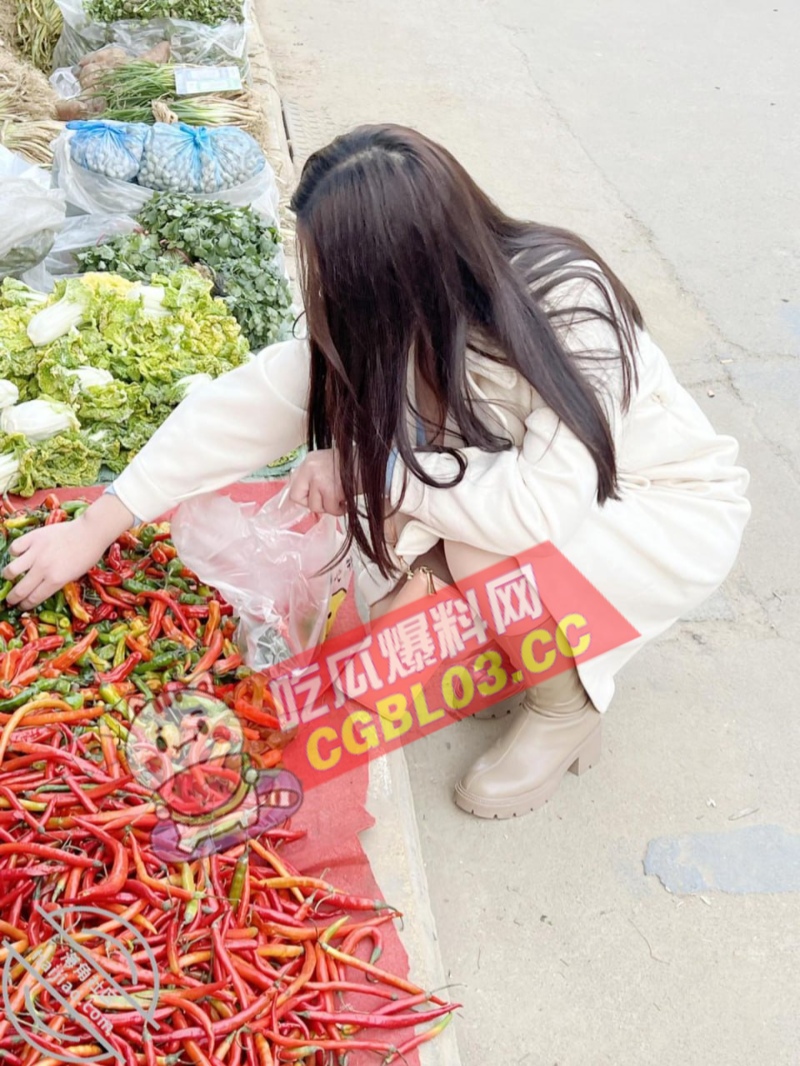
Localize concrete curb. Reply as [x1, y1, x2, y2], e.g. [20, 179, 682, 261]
[247, 13, 463, 1065]
[362, 751, 464, 1066]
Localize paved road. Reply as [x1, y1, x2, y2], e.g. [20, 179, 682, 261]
[262, 1, 800, 1062]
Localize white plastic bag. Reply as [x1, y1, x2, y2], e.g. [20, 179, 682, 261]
[21, 214, 138, 292]
[52, 0, 250, 75]
[0, 148, 67, 279]
[52, 128, 280, 223]
[171, 492, 346, 670]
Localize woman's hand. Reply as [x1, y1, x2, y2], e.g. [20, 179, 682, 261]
[288, 449, 348, 515]
[2, 493, 136, 609]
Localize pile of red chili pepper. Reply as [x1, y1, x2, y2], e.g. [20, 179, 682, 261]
[0, 496, 458, 1066]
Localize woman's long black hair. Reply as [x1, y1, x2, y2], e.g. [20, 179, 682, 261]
[290, 124, 643, 575]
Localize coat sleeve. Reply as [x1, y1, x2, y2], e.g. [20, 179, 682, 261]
[112, 338, 310, 522]
[389, 272, 633, 555]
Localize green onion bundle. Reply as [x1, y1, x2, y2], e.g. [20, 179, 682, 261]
[85, 62, 260, 132]
[15, 0, 64, 73]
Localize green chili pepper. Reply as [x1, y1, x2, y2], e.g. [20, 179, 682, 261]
[63, 694, 85, 710]
[134, 653, 181, 674]
[0, 580, 13, 605]
[123, 579, 159, 594]
[99, 684, 130, 720]
[228, 848, 249, 906]
[178, 593, 207, 605]
[100, 713, 129, 742]
[62, 501, 88, 515]
[131, 675, 155, 701]
[0, 679, 56, 711]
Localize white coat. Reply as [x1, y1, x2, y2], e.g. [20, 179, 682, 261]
[114, 269, 751, 712]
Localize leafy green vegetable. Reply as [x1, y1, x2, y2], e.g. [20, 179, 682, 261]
[84, 231, 185, 281]
[0, 431, 105, 497]
[76, 381, 138, 424]
[0, 266, 249, 491]
[0, 279, 48, 311]
[0, 306, 41, 367]
[77, 193, 294, 351]
[84, 0, 244, 26]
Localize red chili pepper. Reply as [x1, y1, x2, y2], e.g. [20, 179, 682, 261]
[108, 542, 124, 572]
[88, 567, 123, 587]
[117, 530, 140, 549]
[213, 653, 243, 674]
[0, 842, 96, 866]
[46, 627, 99, 672]
[90, 580, 138, 608]
[125, 634, 153, 661]
[0, 622, 14, 642]
[97, 651, 142, 684]
[148, 600, 166, 642]
[157, 615, 191, 649]
[139, 590, 195, 636]
[76, 837, 129, 902]
[186, 630, 224, 682]
[91, 604, 116, 623]
[25, 635, 64, 655]
[44, 507, 68, 525]
[234, 699, 280, 730]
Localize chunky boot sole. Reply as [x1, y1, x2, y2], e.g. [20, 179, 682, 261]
[454, 719, 602, 819]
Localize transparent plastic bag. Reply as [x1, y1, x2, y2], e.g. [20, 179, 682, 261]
[52, 127, 279, 223]
[52, 0, 250, 75]
[68, 119, 148, 181]
[137, 123, 265, 194]
[0, 148, 68, 279]
[171, 492, 347, 671]
[21, 214, 138, 292]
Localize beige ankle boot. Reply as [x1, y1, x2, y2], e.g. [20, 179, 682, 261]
[471, 692, 525, 720]
[454, 668, 601, 819]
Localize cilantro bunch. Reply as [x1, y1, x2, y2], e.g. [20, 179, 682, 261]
[77, 194, 294, 352]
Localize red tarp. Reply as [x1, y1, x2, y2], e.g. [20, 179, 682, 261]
[16, 482, 423, 1064]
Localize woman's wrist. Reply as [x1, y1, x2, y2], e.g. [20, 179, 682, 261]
[81, 492, 137, 545]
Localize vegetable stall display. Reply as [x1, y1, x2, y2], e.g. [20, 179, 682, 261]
[67, 119, 266, 193]
[77, 193, 294, 351]
[0, 497, 458, 1064]
[59, 60, 262, 133]
[85, 0, 244, 24]
[0, 268, 250, 495]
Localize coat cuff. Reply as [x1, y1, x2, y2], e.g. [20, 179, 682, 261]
[111, 466, 176, 524]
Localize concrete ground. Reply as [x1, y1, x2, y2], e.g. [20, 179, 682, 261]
[257, 2, 800, 1062]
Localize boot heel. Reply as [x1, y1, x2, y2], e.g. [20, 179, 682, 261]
[568, 724, 602, 776]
